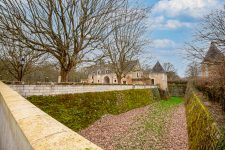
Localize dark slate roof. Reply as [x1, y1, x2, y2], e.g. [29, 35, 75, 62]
[203, 42, 224, 62]
[124, 60, 139, 71]
[83, 60, 140, 74]
[152, 61, 165, 73]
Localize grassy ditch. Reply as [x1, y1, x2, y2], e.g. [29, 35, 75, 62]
[27, 89, 159, 131]
[115, 96, 184, 149]
[143, 97, 183, 136]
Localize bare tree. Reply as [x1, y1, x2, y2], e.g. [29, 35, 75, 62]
[101, 2, 149, 84]
[163, 62, 179, 81]
[0, 40, 44, 81]
[163, 62, 175, 73]
[185, 6, 225, 62]
[185, 62, 200, 79]
[0, 0, 125, 82]
[198, 5, 225, 48]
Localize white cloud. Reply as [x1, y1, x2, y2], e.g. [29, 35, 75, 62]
[165, 20, 192, 29]
[149, 16, 193, 30]
[152, 39, 176, 48]
[153, 0, 221, 18]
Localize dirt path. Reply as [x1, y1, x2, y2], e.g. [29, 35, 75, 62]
[80, 100, 188, 150]
[204, 101, 225, 132]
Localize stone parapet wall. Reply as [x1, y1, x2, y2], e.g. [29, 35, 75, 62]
[0, 81, 102, 150]
[9, 84, 156, 97]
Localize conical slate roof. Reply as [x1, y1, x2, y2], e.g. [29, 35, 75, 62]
[152, 61, 165, 73]
[204, 42, 224, 62]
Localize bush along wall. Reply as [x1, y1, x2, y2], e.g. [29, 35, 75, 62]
[185, 87, 225, 150]
[195, 82, 225, 112]
[27, 89, 160, 132]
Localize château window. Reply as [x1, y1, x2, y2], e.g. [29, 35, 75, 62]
[151, 79, 154, 85]
[137, 73, 139, 77]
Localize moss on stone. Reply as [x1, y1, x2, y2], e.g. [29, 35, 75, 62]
[185, 89, 225, 150]
[27, 89, 159, 132]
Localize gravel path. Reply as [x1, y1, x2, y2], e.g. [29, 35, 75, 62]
[79, 103, 188, 150]
[79, 105, 150, 149]
[163, 105, 189, 150]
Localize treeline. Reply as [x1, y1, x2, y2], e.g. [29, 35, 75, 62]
[0, 61, 86, 83]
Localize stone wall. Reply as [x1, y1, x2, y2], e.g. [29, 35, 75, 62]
[9, 84, 156, 97]
[168, 82, 187, 97]
[185, 86, 224, 149]
[0, 81, 102, 150]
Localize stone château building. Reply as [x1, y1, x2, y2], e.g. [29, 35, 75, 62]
[201, 42, 224, 78]
[81, 60, 168, 90]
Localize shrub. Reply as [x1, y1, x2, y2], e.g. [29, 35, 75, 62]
[27, 89, 159, 131]
[194, 79, 225, 112]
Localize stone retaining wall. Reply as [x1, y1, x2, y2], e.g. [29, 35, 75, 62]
[168, 83, 187, 97]
[185, 86, 224, 149]
[0, 81, 102, 150]
[9, 84, 156, 97]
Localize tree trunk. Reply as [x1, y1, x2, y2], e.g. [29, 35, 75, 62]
[60, 69, 70, 82]
[18, 67, 23, 81]
[117, 75, 122, 84]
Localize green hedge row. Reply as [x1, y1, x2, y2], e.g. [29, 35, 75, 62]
[27, 88, 160, 131]
[185, 87, 225, 150]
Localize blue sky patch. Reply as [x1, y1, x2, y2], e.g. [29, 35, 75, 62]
[140, 0, 224, 77]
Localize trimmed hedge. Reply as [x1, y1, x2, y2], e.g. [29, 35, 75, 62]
[27, 89, 160, 131]
[185, 87, 225, 150]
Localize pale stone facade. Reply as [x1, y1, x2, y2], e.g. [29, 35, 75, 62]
[86, 71, 144, 85]
[149, 73, 167, 90]
[82, 61, 168, 90]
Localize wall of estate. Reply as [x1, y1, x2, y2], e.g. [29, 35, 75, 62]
[185, 85, 224, 149]
[0, 81, 102, 149]
[9, 84, 157, 97]
[168, 82, 187, 97]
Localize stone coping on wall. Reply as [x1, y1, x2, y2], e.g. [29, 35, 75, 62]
[0, 81, 102, 150]
[9, 84, 157, 97]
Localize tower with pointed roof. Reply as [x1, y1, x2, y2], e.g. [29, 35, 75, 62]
[201, 42, 224, 78]
[149, 61, 168, 90]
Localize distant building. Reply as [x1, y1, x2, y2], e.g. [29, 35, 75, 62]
[81, 60, 168, 90]
[149, 61, 168, 90]
[201, 42, 224, 78]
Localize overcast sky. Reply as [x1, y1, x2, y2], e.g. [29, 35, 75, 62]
[139, 0, 224, 77]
